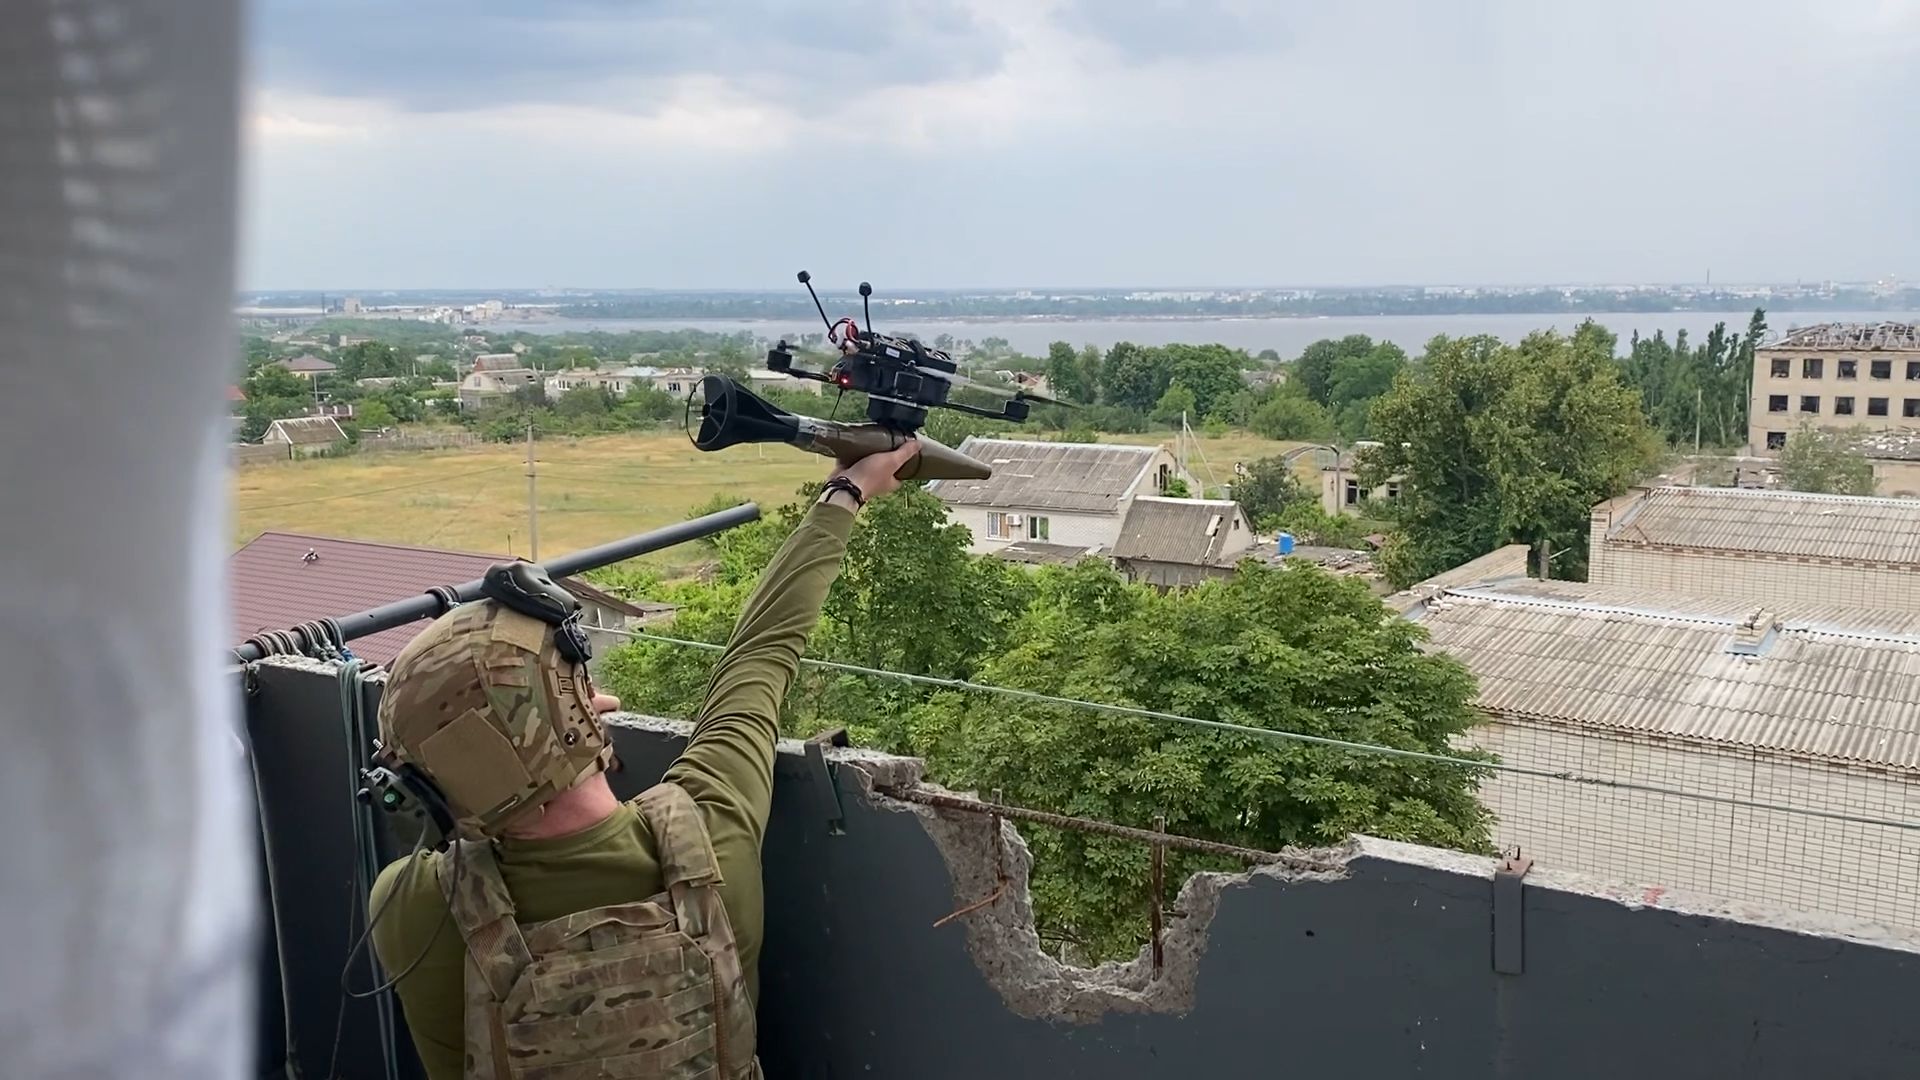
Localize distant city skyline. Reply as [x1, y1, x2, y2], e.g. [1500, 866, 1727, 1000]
[246, 1, 1920, 290]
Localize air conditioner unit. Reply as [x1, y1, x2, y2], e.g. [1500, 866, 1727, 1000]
[1007, 514, 1024, 526]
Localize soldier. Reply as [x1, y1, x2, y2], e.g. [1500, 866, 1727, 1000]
[368, 440, 921, 1079]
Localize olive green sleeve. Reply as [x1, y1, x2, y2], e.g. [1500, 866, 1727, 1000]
[664, 501, 855, 846]
[368, 854, 468, 1080]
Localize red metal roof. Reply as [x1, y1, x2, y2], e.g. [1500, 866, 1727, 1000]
[229, 531, 642, 664]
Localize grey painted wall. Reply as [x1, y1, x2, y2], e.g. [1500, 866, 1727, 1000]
[244, 657, 1920, 1079]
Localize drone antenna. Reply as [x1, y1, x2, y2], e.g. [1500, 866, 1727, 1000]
[797, 270, 833, 335]
[859, 281, 874, 336]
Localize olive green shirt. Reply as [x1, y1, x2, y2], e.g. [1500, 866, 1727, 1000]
[369, 502, 855, 1080]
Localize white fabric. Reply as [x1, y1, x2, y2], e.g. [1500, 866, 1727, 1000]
[0, 2, 252, 1077]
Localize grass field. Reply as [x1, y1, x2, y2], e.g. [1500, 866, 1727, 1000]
[230, 429, 1310, 575]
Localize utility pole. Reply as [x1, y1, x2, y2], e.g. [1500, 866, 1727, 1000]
[1537, 538, 1552, 581]
[525, 421, 539, 561]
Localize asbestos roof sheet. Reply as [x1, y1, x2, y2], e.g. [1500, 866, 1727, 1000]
[1112, 497, 1247, 564]
[265, 416, 346, 445]
[1608, 486, 1920, 566]
[1767, 322, 1920, 351]
[927, 439, 1157, 513]
[1414, 579, 1920, 771]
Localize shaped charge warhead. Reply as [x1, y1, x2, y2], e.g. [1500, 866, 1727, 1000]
[689, 375, 992, 481]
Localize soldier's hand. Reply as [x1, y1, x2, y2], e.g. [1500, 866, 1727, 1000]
[832, 438, 920, 506]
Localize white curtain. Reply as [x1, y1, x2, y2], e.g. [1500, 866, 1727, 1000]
[0, 2, 252, 1077]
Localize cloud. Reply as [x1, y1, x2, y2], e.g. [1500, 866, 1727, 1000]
[242, 0, 1920, 289]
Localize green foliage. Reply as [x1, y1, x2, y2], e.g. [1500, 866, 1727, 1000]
[1162, 343, 1248, 419]
[1250, 390, 1334, 440]
[555, 385, 617, 418]
[1161, 477, 1191, 498]
[1231, 456, 1311, 524]
[1618, 308, 1767, 449]
[334, 342, 414, 381]
[598, 482, 1493, 964]
[1294, 334, 1379, 406]
[1272, 502, 1370, 549]
[1046, 342, 1094, 404]
[355, 399, 396, 430]
[1151, 383, 1198, 425]
[1365, 322, 1660, 588]
[899, 560, 1491, 959]
[238, 363, 312, 440]
[1100, 342, 1172, 413]
[1777, 423, 1874, 495]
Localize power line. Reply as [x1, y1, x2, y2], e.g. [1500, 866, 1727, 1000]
[236, 466, 511, 512]
[597, 626, 1920, 833]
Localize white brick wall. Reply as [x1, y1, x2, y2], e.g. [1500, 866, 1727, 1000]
[944, 505, 1121, 554]
[1472, 718, 1920, 929]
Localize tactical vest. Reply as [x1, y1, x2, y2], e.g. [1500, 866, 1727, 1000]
[437, 782, 760, 1079]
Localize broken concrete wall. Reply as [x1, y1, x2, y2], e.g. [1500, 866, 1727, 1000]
[245, 657, 1920, 1079]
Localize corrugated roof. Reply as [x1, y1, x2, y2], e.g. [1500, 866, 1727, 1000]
[229, 531, 644, 665]
[1607, 486, 1920, 566]
[277, 354, 336, 374]
[264, 416, 346, 445]
[1764, 322, 1920, 351]
[1413, 579, 1920, 772]
[926, 439, 1159, 513]
[473, 353, 522, 371]
[1112, 497, 1249, 564]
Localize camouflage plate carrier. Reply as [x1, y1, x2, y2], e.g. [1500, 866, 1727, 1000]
[438, 782, 761, 1079]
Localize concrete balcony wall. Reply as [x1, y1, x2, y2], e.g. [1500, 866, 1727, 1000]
[243, 656, 1920, 1079]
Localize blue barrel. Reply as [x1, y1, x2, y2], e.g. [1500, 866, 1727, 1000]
[1277, 532, 1295, 555]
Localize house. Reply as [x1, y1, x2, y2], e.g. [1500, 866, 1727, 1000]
[228, 531, 675, 668]
[261, 416, 346, 456]
[748, 369, 823, 396]
[1589, 485, 1920, 613]
[547, 366, 706, 399]
[224, 384, 246, 404]
[1109, 496, 1256, 588]
[1320, 442, 1403, 516]
[309, 402, 355, 420]
[337, 334, 374, 347]
[275, 354, 336, 378]
[1402, 568, 1920, 932]
[459, 367, 541, 409]
[926, 438, 1189, 554]
[471, 353, 523, 373]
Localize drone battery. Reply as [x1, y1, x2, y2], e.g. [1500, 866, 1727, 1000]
[893, 371, 923, 399]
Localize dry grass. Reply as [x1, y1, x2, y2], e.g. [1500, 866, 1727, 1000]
[230, 428, 1308, 574]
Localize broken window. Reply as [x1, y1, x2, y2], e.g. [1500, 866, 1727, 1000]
[1838, 359, 1858, 379]
[1766, 431, 1786, 450]
[1906, 399, 1920, 419]
[1873, 359, 1892, 379]
[1799, 396, 1820, 414]
[1870, 397, 1890, 417]
[1908, 362, 1920, 381]
[1768, 395, 1788, 413]
[1344, 479, 1360, 505]
[1803, 357, 1824, 379]
[1769, 357, 1790, 378]
[1835, 396, 1855, 416]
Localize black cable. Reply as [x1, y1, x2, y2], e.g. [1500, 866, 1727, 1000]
[338, 835, 461, 999]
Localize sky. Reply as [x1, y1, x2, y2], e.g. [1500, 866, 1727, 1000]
[244, 0, 1920, 291]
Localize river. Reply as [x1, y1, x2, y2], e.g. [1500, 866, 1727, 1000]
[495, 310, 1918, 357]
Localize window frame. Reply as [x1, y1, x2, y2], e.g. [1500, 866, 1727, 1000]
[1838, 359, 1858, 380]
[1766, 431, 1786, 450]
[1835, 396, 1856, 416]
[1869, 397, 1890, 417]
[1803, 357, 1824, 379]
[1769, 357, 1790, 378]
[1799, 395, 1821, 414]
[1767, 394, 1788, 413]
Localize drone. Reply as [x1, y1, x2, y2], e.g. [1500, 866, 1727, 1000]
[767, 271, 1066, 433]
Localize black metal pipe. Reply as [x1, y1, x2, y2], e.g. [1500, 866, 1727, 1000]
[231, 502, 762, 662]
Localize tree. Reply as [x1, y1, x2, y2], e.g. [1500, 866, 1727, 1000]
[244, 362, 309, 402]
[1076, 344, 1104, 404]
[1294, 334, 1379, 406]
[1365, 323, 1660, 588]
[598, 480, 1493, 964]
[1778, 424, 1874, 495]
[1618, 308, 1766, 450]
[555, 385, 615, 418]
[1046, 342, 1091, 404]
[1231, 456, 1311, 525]
[1101, 342, 1173, 412]
[1250, 391, 1334, 440]
[1326, 342, 1407, 412]
[355, 399, 396, 430]
[1151, 383, 1198, 426]
[901, 559, 1490, 959]
[1162, 343, 1248, 419]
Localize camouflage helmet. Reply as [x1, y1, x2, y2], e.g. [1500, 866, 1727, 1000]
[376, 598, 614, 836]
